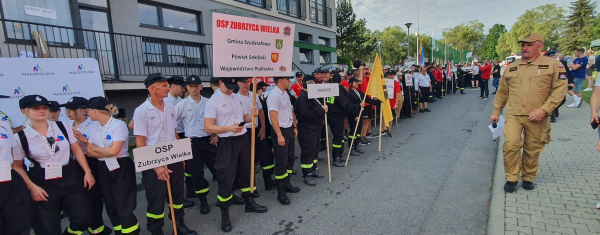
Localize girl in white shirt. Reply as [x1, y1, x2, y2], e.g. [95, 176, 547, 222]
[86, 97, 139, 235]
[62, 96, 111, 234]
[12, 95, 95, 235]
[0, 106, 31, 235]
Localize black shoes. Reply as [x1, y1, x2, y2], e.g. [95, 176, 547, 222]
[232, 193, 245, 205]
[199, 196, 210, 214]
[276, 179, 290, 205]
[285, 177, 300, 193]
[303, 175, 317, 186]
[242, 192, 268, 213]
[264, 176, 277, 191]
[332, 157, 345, 167]
[550, 114, 556, 123]
[175, 219, 198, 235]
[311, 168, 325, 178]
[522, 181, 535, 190]
[424, 109, 431, 112]
[220, 207, 232, 232]
[419, 109, 425, 113]
[151, 229, 165, 235]
[182, 198, 195, 208]
[386, 130, 392, 137]
[504, 181, 518, 193]
[251, 190, 259, 198]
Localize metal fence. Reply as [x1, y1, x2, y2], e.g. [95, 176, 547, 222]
[0, 19, 213, 81]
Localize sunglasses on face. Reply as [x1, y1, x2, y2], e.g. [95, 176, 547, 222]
[46, 137, 60, 153]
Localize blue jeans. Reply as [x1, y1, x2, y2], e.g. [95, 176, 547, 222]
[574, 77, 585, 93]
[492, 78, 500, 89]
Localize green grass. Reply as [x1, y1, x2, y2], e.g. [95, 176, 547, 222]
[581, 71, 598, 104]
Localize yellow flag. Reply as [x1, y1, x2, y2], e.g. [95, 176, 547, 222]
[366, 54, 393, 128]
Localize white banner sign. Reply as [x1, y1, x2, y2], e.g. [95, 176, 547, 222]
[212, 12, 295, 77]
[133, 139, 193, 172]
[0, 58, 105, 125]
[24, 5, 57, 19]
[405, 74, 413, 86]
[307, 83, 339, 99]
[386, 79, 395, 98]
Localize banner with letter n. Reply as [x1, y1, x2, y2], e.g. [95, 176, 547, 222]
[133, 139, 193, 172]
[307, 83, 339, 99]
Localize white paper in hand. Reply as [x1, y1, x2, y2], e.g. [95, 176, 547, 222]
[488, 115, 505, 140]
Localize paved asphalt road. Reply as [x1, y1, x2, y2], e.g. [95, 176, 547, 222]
[63, 87, 499, 235]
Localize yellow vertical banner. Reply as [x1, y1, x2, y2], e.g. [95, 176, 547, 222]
[366, 54, 394, 128]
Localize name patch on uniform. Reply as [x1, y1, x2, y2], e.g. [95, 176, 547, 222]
[509, 67, 518, 72]
[538, 65, 549, 69]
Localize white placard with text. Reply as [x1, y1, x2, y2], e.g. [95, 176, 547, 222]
[24, 5, 57, 19]
[133, 139, 193, 172]
[386, 79, 395, 98]
[405, 74, 413, 86]
[212, 12, 295, 77]
[307, 83, 339, 99]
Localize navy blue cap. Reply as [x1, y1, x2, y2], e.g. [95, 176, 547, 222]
[86, 96, 111, 111]
[60, 96, 88, 110]
[170, 75, 186, 86]
[303, 75, 317, 82]
[144, 73, 172, 88]
[19, 95, 52, 109]
[186, 75, 202, 84]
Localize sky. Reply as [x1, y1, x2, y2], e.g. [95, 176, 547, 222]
[351, 0, 600, 39]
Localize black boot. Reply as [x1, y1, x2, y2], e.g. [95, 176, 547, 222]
[232, 192, 245, 205]
[199, 196, 210, 214]
[332, 157, 345, 167]
[550, 112, 556, 123]
[219, 207, 232, 232]
[285, 177, 300, 193]
[175, 218, 198, 235]
[251, 190, 259, 198]
[182, 198, 194, 208]
[151, 229, 165, 235]
[276, 179, 290, 205]
[242, 192, 268, 213]
[554, 108, 559, 117]
[263, 171, 277, 190]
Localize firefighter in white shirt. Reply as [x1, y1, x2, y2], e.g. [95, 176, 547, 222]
[0, 95, 31, 235]
[235, 77, 276, 192]
[86, 97, 139, 235]
[267, 76, 300, 205]
[61, 96, 112, 234]
[204, 77, 267, 232]
[133, 73, 197, 235]
[175, 75, 216, 215]
[12, 95, 95, 235]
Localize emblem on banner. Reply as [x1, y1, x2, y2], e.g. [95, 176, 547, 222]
[271, 53, 279, 63]
[279, 66, 287, 72]
[283, 26, 291, 37]
[275, 39, 283, 50]
[63, 84, 71, 92]
[14, 87, 24, 95]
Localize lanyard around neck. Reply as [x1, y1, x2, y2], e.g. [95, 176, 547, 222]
[220, 92, 237, 114]
[29, 122, 56, 160]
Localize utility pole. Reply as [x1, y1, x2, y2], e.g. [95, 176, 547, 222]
[405, 23, 412, 63]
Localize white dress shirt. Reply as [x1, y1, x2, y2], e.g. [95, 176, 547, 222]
[204, 89, 250, 138]
[234, 91, 262, 129]
[73, 117, 96, 154]
[88, 116, 130, 160]
[266, 86, 294, 128]
[414, 73, 431, 90]
[175, 96, 209, 138]
[164, 93, 185, 133]
[13, 120, 77, 168]
[133, 99, 178, 146]
[0, 118, 16, 163]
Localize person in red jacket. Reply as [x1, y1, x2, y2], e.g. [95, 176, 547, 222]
[479, 59, 492, 99]
[434, 65, 444, 99]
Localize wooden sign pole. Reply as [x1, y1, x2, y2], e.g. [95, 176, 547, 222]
[165, 165, 177, 233]
[250, 77, 257, 193]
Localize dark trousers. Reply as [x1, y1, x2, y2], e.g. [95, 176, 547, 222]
[419, 87, 430, 103]
[436, 81, 444, 97]
[189, 137, 217, 197]
[82, 157, 106, 232]
[215, 135, 252, 207]
[98, 158, 139, 234]
[29, 163, 92, 235]
[348, 116, 363, 148]
[0, 170, 31, 235]
[327, 114, 345, 158]
[320, 124, 327, 147]
[298, 122, 321, 176]
[480, 79, 489, 97]
[458, 76, 465, 91]
[245, 128, 275, 178]
[142, 161, 185, 233]
[271, 127, 296, 180]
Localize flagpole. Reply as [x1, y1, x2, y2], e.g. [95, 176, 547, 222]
[431, 28, 434, 63]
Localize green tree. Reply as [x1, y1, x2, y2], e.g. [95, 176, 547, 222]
[441, 20, 485, 60]
[481, 24, 506, 60]
[497, 4, 566, 59]
[336, 0, 374, 64]
[559, 0, 597, 52]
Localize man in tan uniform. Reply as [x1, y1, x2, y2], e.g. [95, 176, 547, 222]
[490, 33, 567, 193]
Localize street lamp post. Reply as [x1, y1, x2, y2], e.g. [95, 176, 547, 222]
[405, 23, 412, 62]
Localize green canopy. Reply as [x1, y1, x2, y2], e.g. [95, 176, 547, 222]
[591, 39, 600, 48]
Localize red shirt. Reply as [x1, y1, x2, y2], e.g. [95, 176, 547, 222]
[434, 69, 444, 82]
[291, 82, 303, 97]
[389, 80, 401, 107]
[341, 79, 349, 89]
[479, 64, 492, 80]
[358, 76, 371, 107]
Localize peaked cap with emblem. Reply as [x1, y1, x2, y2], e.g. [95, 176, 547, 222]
[186, 75, 202, 84]
[19, 95, 52, 109]
[517, 33, 544, 44]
